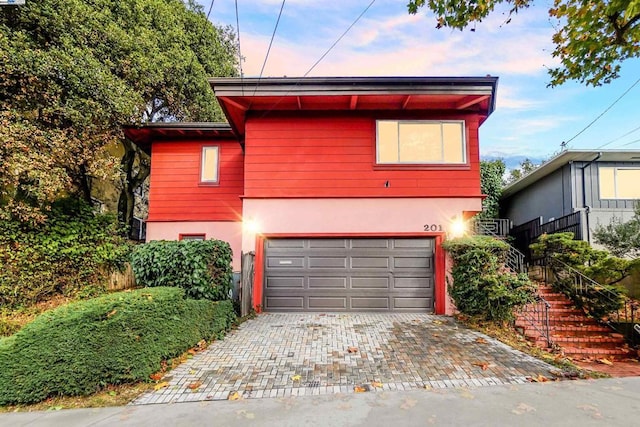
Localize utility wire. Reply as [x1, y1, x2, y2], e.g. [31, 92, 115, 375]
[235, 0, 244, 95]
[254, 0, 286, 96]
[563, 77, 640, 146]
[618, 137, 640, 148]
[257, 0, 377, 118]
[302, 0, 376, 77]
[597, 123, 640, 149]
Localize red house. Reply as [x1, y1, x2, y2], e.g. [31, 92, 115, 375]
[124, 76, 498, 315]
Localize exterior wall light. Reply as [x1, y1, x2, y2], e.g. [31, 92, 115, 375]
[243, 218, 261, 234]
[448, 217, 467, 238]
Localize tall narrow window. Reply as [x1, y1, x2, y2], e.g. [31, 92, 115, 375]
[376, 120, 466, 165]
[201, 146, 219, 183]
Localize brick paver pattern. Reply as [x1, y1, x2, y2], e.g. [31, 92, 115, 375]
[132, 313, 557, 405]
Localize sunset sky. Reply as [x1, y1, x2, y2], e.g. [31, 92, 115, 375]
[205, 0, 640, 164]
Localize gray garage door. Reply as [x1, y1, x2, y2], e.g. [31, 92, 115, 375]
[263, 238, 434, 312]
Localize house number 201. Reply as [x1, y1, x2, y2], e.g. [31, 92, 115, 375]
[423, 224, 443, 232]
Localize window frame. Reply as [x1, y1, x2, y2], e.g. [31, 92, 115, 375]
[200, 146, 220, 185]
[179, 233, 206, 241]
[599, 166, 640, 200]
[375, 120, 468, 167]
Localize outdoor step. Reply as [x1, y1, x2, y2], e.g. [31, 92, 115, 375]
[561, 347, 633, 359]
[548, 307, 586, 316]
[551, 336, 626, 349]
[549, 325, 616, 336]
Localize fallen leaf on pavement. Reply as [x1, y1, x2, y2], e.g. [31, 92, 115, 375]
[228, 391, 242, 401]
[187, 381, 202, 390]
[354, 385, 368, 393]
[474, 337, 488, 344]
[149, 373, 163, 381]
[371, 381, 383, 388]
[291, 375, 302, 381]
[472, 362, 489, 370]
[153, 381, 169, 391]
[347, 346, 359, 353]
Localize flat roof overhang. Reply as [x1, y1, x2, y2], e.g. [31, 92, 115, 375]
[123, 122, 235, 154]
[210, 76, 499, 137]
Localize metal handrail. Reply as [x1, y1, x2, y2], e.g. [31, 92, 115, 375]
[519, 295, 552, 347]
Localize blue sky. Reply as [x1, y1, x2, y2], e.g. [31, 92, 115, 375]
[204, 0, 640, 163]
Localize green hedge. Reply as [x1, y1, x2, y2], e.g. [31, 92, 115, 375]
[443, 236, 536, 322]
[131, 239, 233, 301]
[0, 198, 131, 308]
[0, 287, 236, 405]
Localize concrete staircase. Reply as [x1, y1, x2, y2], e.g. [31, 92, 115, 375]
[516, 284, 632, 360]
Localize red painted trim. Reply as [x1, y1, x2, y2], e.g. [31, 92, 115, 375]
[253, 235, 265, 313]
[147, 219, 243, 223]
[179, 233, 206, 240]
[239, 195, 484, 200]
[434, 234, 446, 315]
[251, 231, 446, 313]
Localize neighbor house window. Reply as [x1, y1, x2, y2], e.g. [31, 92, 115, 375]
[201, 146, 219, 183]
[599, 167, 640, 199]
[376, 120, 466, 164]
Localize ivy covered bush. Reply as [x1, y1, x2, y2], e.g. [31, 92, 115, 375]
[0, 287, 236, 405]
[530, 232, 629, 319]
[131, 239, 233, 301]
[0, 198, 131, 308]
[443, 236, 536, 322]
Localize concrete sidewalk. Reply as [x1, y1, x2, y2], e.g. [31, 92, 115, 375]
[2, 377, 639, 426]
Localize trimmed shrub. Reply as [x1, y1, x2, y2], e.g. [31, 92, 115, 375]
[0, 198, 131, 308]
[443, 236, 536, 322]
[0, 287, 236, 405]
[131, 239, 232, 301]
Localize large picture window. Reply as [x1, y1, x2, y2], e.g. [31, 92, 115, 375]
[599, 167, 640, 199]
[376, 120, 466, 164]
[201, 146, 219, 183]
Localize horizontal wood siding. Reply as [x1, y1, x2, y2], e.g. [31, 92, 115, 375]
[243, 114, 481, 198]
[148, 140, 244, 221]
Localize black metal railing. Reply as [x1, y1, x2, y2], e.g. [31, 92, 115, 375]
[510, 212, 582, 262]
[518, 295, 552, 347]
[538, 257, 637, 338]
[472, 218, 511, 238]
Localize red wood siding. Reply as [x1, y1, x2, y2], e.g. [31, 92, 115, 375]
[243, 114, 482, 198]
[148, 140, 244, 221]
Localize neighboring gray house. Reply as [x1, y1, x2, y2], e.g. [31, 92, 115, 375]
[501, 149, 640, 247]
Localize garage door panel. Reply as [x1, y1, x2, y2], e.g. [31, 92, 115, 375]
[308, 257, 347, 268]
[394, 257, 431, 269]
[394, 277, 433, 289]
[309, 277, 347, 288]
[351, 297, 390, 309]
[266, 277, 305, 289]
[308, 239, 348, 248]
[265, 297, 304, 309]
[351, 239, 390, 249]
[351, 277, 390, 289]
[394, 297, 432, 309]
[267, 239, 305, 249]
[308, 297, 347, 309]
[267, 257, 304, 268]
[351, 257, 389, 268]
[264, 238, 434, 312]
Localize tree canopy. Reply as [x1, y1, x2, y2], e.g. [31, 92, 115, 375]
[479, 159, 506, 219]
[0, 0, 238, 225]
[407, 0, 640, 87]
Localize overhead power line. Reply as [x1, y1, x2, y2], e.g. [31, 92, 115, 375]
[597, 123, 640, 149]
[255, 0, 286, 88]
[563, 77, 640, 146]
[235, 0, 244, 94]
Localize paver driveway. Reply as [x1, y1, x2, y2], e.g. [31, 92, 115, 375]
[132, 313, 556, 405]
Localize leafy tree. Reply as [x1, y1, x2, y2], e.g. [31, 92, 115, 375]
[506, 158, 539, 184]
[478, 159, 506, 219]
[407, 0, 640, 86]
[0, 0, 238, 228]
[593, 202, 640, 257]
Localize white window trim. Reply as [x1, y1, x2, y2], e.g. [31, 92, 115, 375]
[599, 166, 640, 199]
[200, 146, 220, 184]
[375, 120, 467, 165]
